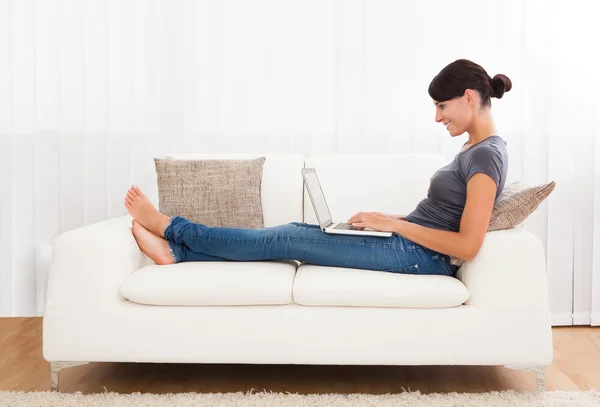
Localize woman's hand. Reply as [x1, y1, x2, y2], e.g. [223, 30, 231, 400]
[347, 211, 403, 233]
[349, 211, 406, 221]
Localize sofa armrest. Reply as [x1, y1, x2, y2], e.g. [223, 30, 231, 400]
[456, 227, 551, 312]
[45, 215, 145, 309]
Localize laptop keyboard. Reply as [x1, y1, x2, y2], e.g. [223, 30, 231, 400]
[332, 223, 365, 231]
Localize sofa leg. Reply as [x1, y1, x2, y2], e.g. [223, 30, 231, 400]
[504, 364, 547, 392]
[50, 361, 89, 392]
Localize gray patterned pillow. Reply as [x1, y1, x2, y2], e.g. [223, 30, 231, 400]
[154, 157, 266, 229]
[449, 180, 556, 267]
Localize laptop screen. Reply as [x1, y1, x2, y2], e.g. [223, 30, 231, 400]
[302, 169, 333, 228]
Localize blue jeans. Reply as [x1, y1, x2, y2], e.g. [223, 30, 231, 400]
[163, 216, 458, 277]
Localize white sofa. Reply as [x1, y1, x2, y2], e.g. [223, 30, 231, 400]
[43, 153, 553, 392]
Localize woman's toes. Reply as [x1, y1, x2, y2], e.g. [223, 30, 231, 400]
[132, 185, 144, 197]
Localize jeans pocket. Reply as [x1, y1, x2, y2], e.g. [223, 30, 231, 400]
[417, 247, 454, 276]
[431, 253, 456, 276]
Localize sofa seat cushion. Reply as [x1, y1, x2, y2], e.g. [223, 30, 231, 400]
[119, 260, 298, 306]
[293, 264, 470, 308]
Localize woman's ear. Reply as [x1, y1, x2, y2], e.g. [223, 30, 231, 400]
[465, 89, 475, 105]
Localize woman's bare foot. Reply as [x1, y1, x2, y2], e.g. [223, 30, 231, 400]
[131, 220, 175, 265]
[124, 185, 171, 237]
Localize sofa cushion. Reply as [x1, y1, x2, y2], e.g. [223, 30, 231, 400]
[119, 260, 298, 306]
[154, 156, 266, 228]
[149, 153, 304, 228]
[488, 180, 556, 230]
[292, 264, 470, 308]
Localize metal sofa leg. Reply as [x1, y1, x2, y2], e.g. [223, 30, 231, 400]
[50, 361, 89, 392]
[504, 364, 547, 392]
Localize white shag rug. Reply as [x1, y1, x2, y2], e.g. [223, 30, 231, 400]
[1, 389, 600, 407]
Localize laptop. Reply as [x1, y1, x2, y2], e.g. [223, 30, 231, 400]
[301, 168, 393, 237]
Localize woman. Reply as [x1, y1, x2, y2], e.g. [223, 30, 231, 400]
[124, 59, 510, 278]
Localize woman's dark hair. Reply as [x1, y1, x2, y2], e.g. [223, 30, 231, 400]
[428, 59, 512, 109]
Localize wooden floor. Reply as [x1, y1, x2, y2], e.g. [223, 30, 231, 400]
[1, 317, 598, 394]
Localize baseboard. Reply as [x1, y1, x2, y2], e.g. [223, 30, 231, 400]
[572, 312, 592, 326]
[551, 312, 573, 326]
[25, 311, 600, 324]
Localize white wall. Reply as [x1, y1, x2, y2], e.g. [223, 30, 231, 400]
[1, 0, 599, 321]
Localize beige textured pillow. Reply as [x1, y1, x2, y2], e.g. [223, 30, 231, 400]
[449, 180, 556, 267]
[154, 157, 266, 229]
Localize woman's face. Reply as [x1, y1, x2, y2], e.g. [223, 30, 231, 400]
[433, 91, 474, 137]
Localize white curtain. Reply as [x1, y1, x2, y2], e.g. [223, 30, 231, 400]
[1, 0, 599, 320]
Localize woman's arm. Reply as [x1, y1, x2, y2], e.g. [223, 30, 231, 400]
[393, 221, 471, 260]
[394, 172, 497, 260]
[375, 212, 407, 221]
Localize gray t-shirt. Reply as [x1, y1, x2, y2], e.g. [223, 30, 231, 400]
[406, 135, 508, 232]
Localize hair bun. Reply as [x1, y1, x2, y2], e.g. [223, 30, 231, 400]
[491, 74, 512, 99]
